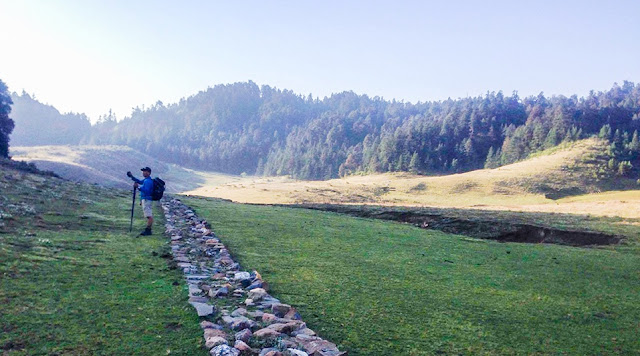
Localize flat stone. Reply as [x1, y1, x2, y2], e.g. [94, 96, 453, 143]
[248, 288, 267, 301]
[295, 334, 321, 344]
[248, 310, 265, 320]
[294, 328, 316, 336]
[234, 271, 251, 280]
[271, 303, 291, 317]
[221, 316, 235, 326]
[189, 285, 203, 296]
[204, 329, 228, 339]
[287, 349, 309, 356]
[213, 287, 229, 298]
[259, 349, 281, 356]
[262, 313, 277, 324]
[253, 328, 281, 339]
[234, 340, 251, 352]
[205, 336, 228, 349]
[231, 318, 257, 331]
[210, 344, 240, 356]
[189, 296, 209, 303]
[304, 340, 341, 355]
[258, 296, 279, 309]
[186, 274, 209, 280]
[247, 280, 264, 290]
[220, 257, 234, 266]
[231, 308, 247, 317]
[267, 321, 306, 334]
[235, 328, 252, 342]
[189, 302, 214, 317]
[263, 351, 283, 356]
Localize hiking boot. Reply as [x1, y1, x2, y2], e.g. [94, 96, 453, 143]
[140, 228, 152, 236]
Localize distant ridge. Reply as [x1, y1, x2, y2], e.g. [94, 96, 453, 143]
[9, 81, 640, 181]
[9, 145, 207, 192]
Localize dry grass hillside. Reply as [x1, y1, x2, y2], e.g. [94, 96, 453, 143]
[184, 138, 640, 218]
[10, 139, 640, 218]
[9, 145, 238, 193]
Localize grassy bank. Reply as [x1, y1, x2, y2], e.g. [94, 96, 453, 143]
[184, 196, 640, 355]
[0, 164, 205, 355]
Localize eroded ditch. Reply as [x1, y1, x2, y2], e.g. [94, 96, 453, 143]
[293, 204, 622, 247]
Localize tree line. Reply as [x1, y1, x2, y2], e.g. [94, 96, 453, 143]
[5, 80, 640, 180]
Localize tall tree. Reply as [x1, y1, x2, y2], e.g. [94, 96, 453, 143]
[0, 79, 14, 158]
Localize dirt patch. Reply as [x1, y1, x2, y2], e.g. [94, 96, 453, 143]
[495, 225, 620, 245]
[165, 322, 182, 331]
[295, 204, 621, 247]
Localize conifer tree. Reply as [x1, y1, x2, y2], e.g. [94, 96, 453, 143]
[409, 152, 420, 174]
[0, 79, 14, 158]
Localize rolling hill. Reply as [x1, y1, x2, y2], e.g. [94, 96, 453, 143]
[184, 137, 640, 217]
[9, 145, 238, 193]
[12, 138, 640, 218]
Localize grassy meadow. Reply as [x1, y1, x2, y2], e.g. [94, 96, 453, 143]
[4, 137, 640, 355]
[182, 138, 640, 218]
[11, 139, 640, 219]
[0, 162, 205, 355]
[184, 196, 640, 355]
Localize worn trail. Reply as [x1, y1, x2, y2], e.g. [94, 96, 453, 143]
[162, 198, 345, 356]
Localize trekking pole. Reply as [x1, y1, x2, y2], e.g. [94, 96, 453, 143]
[129, 186, 136, 232]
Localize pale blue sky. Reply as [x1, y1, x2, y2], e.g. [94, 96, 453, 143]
[0, 0, 638, 122]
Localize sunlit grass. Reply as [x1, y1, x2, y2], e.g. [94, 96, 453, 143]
[0, 165, 205, 355]
[184, 196, 640, 355]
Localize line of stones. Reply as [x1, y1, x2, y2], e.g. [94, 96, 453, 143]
[161, 198, 346, 356]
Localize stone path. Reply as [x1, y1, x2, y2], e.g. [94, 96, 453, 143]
[162, 198, 346, 356]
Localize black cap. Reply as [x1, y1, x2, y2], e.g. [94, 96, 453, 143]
[140, 167, 151, 172]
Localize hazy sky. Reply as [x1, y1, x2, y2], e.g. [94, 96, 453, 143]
[1, 0, 639, 123]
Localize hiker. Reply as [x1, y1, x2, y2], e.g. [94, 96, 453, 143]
[127, 167, 154, 236]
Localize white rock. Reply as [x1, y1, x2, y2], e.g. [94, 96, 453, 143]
[234, 271, 251, 280]
[189, 302, 214, 317]
[210, 344, 240, 356]
[248, 288, 267, 301]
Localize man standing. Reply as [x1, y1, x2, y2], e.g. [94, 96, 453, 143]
[127, 167, 154, 236]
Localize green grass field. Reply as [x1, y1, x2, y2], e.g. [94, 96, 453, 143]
[184, 196, 640, 355]
[0, 163, 206, 355]
[3, 157, 640, 355]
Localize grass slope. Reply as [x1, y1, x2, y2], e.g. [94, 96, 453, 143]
[13, 140, 640, 218]
[0, 160, 205, 355]
[184, 196, 640, 355]
[9, 145, 238, 193]
[184, 138, 640, 218]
